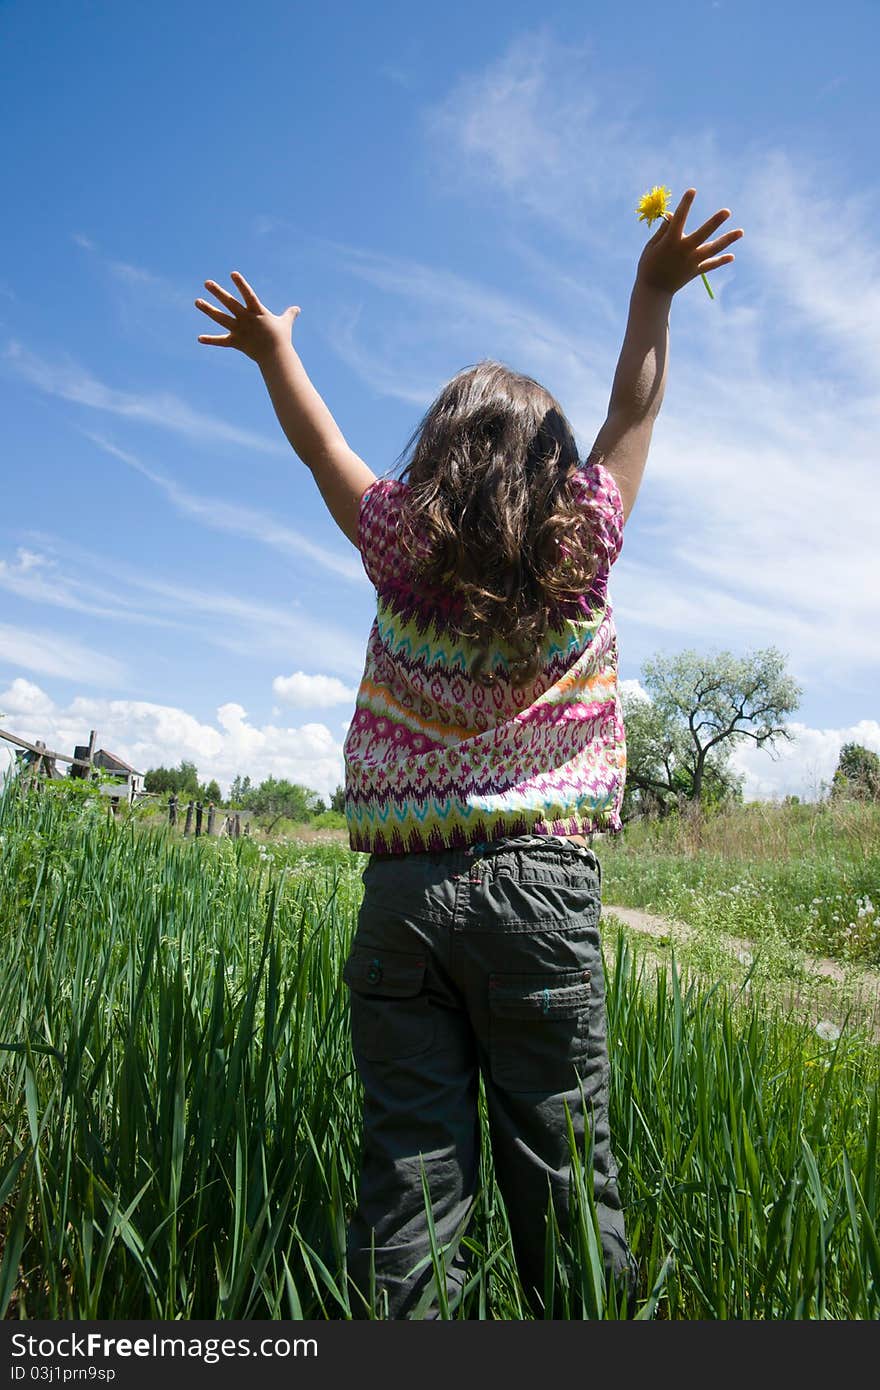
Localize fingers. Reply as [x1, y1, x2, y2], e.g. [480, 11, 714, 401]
[202, 278, 247, 315]
[230, 270, 264, 311]
[696, 254, 735, 275]
[671, 192, 743, 252]
[699, 228, 744, 257]
[194, 298, 236, 329]
[687, 210, 736, 247]
[671, 187, 697, 229]
[197, 333, 235, 346]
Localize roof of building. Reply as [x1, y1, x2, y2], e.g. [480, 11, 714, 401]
[94, 748, 144, 776]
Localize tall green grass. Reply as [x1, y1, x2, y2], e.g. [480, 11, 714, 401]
[1, 778, 878, 1318]
[600, 800, 880, 965]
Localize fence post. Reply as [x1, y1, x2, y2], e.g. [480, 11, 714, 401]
[195, 800, 203, 837]
[111, 796, 120, 817]
[184, 800, 194, 836]
[207, 802, 215, 835]
[234, 812, 241, 839]
[169, 795, 178, 827]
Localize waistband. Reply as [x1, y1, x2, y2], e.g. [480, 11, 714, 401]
[370, 832, 599, 875]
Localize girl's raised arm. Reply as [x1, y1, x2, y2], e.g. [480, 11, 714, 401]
[196, 272, 376, 547]
[590, 190, 742, 523]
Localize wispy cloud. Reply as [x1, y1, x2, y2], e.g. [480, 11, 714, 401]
[80, 430, 365, 582]
[742, 149, 880, 389]
[0, 546, 191, 629]
[0, 621, 127, 687]
[11, 530, 369, 678]
[2, 340, 286, 454]
[319, 240, 618, 426]
[313, 30, 880, 704]
[421, 26, 727, 260]
[325, 304, 437, 407]
[72, 231, 195, 311]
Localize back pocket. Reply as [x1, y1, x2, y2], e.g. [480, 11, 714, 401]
[488, 969, 590, 1092]
[343, 946, 434, 1063]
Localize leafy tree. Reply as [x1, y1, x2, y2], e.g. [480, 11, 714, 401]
[201, 778, 223, 805]
[831, 742, 880, 801]
[144, 765, 174, 794]
[623, 647, 801, 814]
[330, 783, 346, 814]
[175, 760, 200, 796]
[228, 773, 252, 807]
[621, 689, 741, 820]
[144, 759, 200, 797]
[247, 778, 320, 833]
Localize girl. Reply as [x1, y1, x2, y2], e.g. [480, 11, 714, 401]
[196, 188, 743, 1317]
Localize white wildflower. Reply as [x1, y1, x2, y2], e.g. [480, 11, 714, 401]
[815, 1020, 841, 1043]
[737, 949, 753, 966]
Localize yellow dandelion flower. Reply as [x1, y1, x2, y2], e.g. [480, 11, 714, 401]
[636, 185, 672, 227]
[636, 183, 714, 299]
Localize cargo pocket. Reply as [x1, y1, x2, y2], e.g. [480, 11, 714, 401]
[488, 969, 591, 1092]
[343, 946, 434, 1063]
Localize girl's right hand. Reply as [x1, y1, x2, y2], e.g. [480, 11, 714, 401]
[636, 188, 743, 295]
[195, 271, 301, 363]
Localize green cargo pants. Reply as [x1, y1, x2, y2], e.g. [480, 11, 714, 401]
[342, 833, 635, 1318]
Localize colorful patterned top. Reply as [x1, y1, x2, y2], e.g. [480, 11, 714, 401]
[343, 460, 626, 855]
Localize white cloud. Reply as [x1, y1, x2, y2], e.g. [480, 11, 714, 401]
[2, 673, 868, 808]
[0, 693, 348, 801]
[66, 696, 225, 762]
[730, 720, 880, 803]
[272, 671, 358, 706]
[15, 550, 45, 573]
[619, 678, 650, 704]
[0, 677, 55, 716]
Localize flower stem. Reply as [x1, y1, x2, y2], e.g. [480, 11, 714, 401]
[701, 272, 714, 299]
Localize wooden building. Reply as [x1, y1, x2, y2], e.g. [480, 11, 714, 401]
[90, 749, 146, 801]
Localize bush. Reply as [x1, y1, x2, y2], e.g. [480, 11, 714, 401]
[310, 810, 347, 830]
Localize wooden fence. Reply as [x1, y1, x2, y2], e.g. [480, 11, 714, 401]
[165, 794, 249, 838]
[0, 725, 250, 837]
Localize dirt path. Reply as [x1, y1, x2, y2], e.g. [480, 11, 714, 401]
[602, 901, 880, 1037]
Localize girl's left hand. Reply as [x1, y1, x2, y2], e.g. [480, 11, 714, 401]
[195, 272, 300, 363]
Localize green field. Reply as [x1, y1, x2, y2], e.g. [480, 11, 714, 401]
[1, 778, 879, 1318]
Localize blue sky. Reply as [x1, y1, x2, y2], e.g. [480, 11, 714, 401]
[2, 0, 878, 803]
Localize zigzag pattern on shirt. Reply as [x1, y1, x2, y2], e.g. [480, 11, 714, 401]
[345, 463, 628, 855]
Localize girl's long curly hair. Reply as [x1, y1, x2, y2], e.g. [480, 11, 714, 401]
[395, 360, 602, 689]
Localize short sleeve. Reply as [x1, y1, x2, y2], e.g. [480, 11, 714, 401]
[571, 459, 625, 569]
[358, 477, 409, 590]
